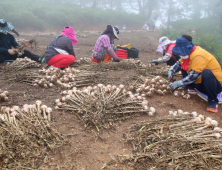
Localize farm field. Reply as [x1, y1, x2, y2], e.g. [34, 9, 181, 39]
[0, 30, 222, 170]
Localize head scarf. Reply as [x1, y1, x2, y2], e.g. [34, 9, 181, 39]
[102, 25, 119, 39]
[156, 36, 174, 54]
[60, 26, 78, 46]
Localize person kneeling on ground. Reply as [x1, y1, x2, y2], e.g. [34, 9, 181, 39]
[92, 25, 120, 63]
[44, 26, 78, 69]
[0, 19, 41, 63]
[168, 34, 222, 113]
[151, 36, 180, 66]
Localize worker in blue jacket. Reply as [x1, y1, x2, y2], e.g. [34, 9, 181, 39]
[0, 19, 41, 63]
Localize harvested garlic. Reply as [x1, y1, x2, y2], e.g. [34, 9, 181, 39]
[191, 111, 197, 117]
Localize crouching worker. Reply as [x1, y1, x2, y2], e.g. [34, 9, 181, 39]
[151, 36, 180, 66]
[91, 25, 120, 63]
[168, 34, 222, 113]
[0, 19, 41, 63]
[44, 26, 77, 69]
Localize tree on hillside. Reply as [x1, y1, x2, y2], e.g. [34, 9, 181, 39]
[127, 0, 160, 21]
[216, 0, 222, 33]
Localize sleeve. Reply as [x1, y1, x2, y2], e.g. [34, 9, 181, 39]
[107, 46, 118, 60]
[66, 39, 75, 57]
[179, 70, 201, 86]
[10, 34, 19, 48]
[157, 53, 172, 63]
[169, 60, 181, 73]
[0, 47, 8, 53]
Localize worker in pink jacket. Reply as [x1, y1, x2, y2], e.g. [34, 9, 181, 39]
[44, 26, 78, 68]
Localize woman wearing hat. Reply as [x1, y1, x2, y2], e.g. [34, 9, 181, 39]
[91, 25, 120, 63]
[0, 19, 41, 63]
[44, 26, 77, 69]
[168, 34, 222, 113]
[151, 36, 180, 66]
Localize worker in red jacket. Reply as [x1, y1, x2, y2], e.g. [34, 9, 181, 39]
[151, 36, 180, 66]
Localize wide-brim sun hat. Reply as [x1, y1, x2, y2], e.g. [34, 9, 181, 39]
[156, 36, 172, 54]
[102, 25, 119, 40]
[113, 27, 119, 35]
[0, 19, 14, 34]
[113, 27, 119, 39]
[172, 36, 194, 56]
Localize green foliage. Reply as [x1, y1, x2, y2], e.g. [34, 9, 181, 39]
[0, 0, 146, 31]
[169, 18, 220, 34]
[162, 29, 222, 65]
[161, 28, 186, 40]
[192, 31, 222, 64]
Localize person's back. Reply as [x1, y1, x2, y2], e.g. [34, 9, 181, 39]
[94, 35, 110, 56]
[185, 46, 222, 85]
[44, 26, 77, 69]
[45, 35, 74, 63]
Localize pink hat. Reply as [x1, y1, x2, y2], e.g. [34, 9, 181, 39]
[60, 26, 78, 46]
[156, 36, 172, 54]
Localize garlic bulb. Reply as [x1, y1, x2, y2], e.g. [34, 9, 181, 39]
[198, 114, 204, 121]
[210, 120, 218, 127]
[177, 109, 183, 115]
[191, 111, 197, 118]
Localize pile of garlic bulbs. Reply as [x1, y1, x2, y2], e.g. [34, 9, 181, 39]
[128, 76, 172, 97]
[4, 57, 41, 72]
[33, 67, 100, 89]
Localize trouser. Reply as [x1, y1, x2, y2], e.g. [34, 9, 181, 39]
[0, 50, 40, 63]
[93, 44, 116, 61]
[182, 69, 222, 105]
[47, 54, 75, 68]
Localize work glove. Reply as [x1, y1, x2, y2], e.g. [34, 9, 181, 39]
[151, 59, 159, 65]
[114, 58, 120, 62]
[170, 81, 181, 90]
[168, 70, 174, 81]
[8, 49, 18, 55]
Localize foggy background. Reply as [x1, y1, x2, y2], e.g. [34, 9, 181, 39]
[1, 0, 222, 33]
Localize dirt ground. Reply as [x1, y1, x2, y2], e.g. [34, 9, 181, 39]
[0, 30, 222, 170]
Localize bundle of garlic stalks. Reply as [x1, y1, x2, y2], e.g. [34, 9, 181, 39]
[1, 57, 41, 72]
[74, 59, 149, 72]
[109, 110, 222, 170]
[55, 84, 156, 131]
[36, 67, 104, 88]
[0, 101, 66, 169]
[11, 67, 104, 89]
[0, 90, 9, 102]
